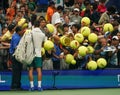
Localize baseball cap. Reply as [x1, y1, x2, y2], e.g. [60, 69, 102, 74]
[74, 8, 80, 12]
[112, 36, 119, 40]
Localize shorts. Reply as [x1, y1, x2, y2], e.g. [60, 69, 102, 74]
[28, 57, 42, 68]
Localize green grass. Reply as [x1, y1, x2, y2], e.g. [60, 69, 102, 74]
[0, 88, 120, 95]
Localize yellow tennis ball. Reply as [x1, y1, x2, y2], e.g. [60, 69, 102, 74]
[44, 40, 54, 50]
[71, 59, 76, 65]
[18, 18, 26, 26]
[60, 35, 70, 46]
[80, 26, 91, 37]
[88, 33, 98, 43]
[70, 40, 80, 49]
[74, 33, 84, 43]
[81, 17, 90, 26]
[41, 47, 45, 56]
[78, 46, 88, 56]
[97, 58, 107, 68]
[103, 23, 114, 32]
[46, 24, 54, 33]
[87, 45, 94, 54]
[22, 23, 28, 29]
[65, 54, 74, 64]
[87, 60, 97, 71]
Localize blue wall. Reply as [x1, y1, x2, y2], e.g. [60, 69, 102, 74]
[0, 69, 120, 90]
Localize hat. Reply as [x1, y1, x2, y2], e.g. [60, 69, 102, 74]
[54, 19, 62, 25]
[74, 8, 80, 12]
[97, 5, 106, 13]
[112, 36, 119, 40]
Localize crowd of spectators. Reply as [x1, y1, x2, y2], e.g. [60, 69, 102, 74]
[0, 0, 120, 71]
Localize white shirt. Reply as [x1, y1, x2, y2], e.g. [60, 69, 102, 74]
[31, 27, 45, 57]
[51, 12, 61, 25]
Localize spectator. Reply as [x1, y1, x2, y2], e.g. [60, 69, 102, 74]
[60, 9, 70, 24]
[63, 23, 72, 35]
[98, 5, 117, 24]
[94, 37, 109, 61]
[9, 26, 24, 90]
[71, 24, 80, 35]
[28, 0, 36, 12]
[42, 50, 53, 70]
[97, 0, 107, 14]
[6, 1, 16, 23]
[52, 37, 62, 70]
[51, 5, 63, 25]
[117, 32, 120, 66]
[70, 8, 82, 24]
[108, 36, 119, 67]
[0, 23, 16, 43]
[80, 0, 92, 18]
[46, 1, 56, 23]
[91, 2, 100, 24]
[0, 7, 6, 35]
[0, 26, 9, 70]
[60, 46, 72, 70]
[111, 21, 120, 37]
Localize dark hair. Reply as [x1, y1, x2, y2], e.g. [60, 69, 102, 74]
[49, 1, 55, 6]
[34, 20, 40, 27]
[7, 23, 16, 31]
[57, 5, 63, 11]
[31, 14, 37, 25]
[107, 6, 116, 14]
[72, 24, 80, 30]
[84, 0, 90, 6]
[15, 26, 22, 33]
[100, 0, 106, 3]
[63, 23, 69, 28]
[92, 2, 98, 10]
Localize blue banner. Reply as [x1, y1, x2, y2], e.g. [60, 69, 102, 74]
[0, 69, 120, 90]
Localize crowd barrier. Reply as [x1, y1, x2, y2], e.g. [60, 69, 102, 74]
[0, 69, 120, 90]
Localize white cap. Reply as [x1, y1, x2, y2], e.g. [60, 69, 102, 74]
[74, 8, 80, 12]
[54, 19, 62, 25]
[112, 36, 119, 40]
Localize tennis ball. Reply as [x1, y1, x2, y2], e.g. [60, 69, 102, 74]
[22, 23, 28, 29]
[65, 54, 74, 64]
[71, 59, 76, 65]
[44, 40, 54, 50]
[80, 26, 91, 37]
[88, 33, 98, 43]
[18, 18, 26, 26]
[87, 45, 94, 54]
[81, 17, 90, 26]
[70, 40, 80, 49]
[97, 58, 107, 68]
[60, 35, 70, 46]
[41, 47, 45, 56]
[87, 60, 97, 71]
[74, 33, 84, 43]
[46, 24, 54, 33]
[78, 46, 88, 56]
[103, 23, 114, 32]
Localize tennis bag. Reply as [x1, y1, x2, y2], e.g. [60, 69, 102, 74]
[13, 32, 35, 65]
